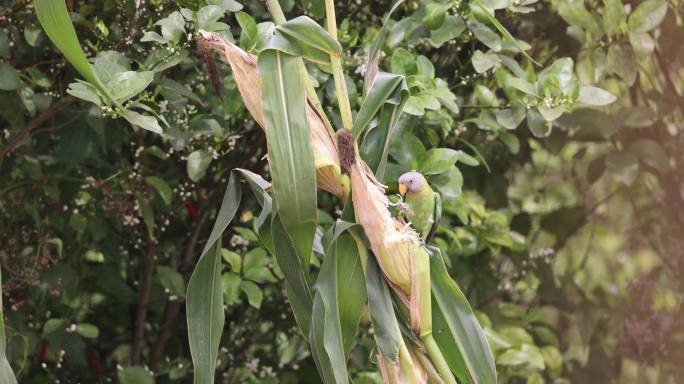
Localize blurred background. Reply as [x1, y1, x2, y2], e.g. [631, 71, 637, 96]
[0, 0, 682, 382]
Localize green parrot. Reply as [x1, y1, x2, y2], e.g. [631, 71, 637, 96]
[397, 171, 442, 243]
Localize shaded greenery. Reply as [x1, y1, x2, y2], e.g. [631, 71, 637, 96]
[1, 0, 683, 383]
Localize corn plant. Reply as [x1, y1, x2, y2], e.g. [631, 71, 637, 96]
[32, 0, 497, 382]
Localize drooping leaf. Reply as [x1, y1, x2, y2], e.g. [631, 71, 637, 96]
[34, 0, 105, 90]
[429, 248, 496, 384]
[187, 172, 242, 384]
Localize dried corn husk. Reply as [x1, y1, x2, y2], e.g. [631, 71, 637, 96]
[199, 32, 347, 199]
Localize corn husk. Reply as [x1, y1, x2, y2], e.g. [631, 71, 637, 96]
[199, 32, 347, 199]
[200, 30, 433, 372]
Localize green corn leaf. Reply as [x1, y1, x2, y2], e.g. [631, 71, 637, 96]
[187, 173, 241, 384]
[310, 220, 366, 382]
[264, 16, 341, 65]
[353, 71, 407, 140]
[364, 254, 403, 363]
[0, 269, 18, 384]
[364, 0, 405, 93]
[429, 247, 496, 384]
[271, 214, 313, 335]
[277, 16, 342, 56]
[432, 297, 469, 384]
[34, 0, 104, 89]
[355, 72, 409, 181]
[258, 49, 318, 269]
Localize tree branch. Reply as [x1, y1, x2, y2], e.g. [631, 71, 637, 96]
[0, 96, 77, 160]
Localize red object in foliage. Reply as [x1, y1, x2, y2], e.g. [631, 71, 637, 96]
[87, 349, 102, 379]
[38, 340, 49, 363]
[185, 201, 197, 221]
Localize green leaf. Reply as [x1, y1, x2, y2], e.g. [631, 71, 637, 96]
[0, 270, 18, 384]
[420, 148, 462, 175]
[122, 110, 164, 134]
[0, 63, 21, 91]
[34, 0, 103, 87]
[432, 296, 469, 384]
[629, 139, 670, 171]
[472, 1, 539, 65]
[423, 3, 449, 30]
[310, 221, 365, 383]
[271, 214, 313, 333]
[187, 172, 243, 384]
[468, 21, 502, 52]
[240, 280, 263, 308]
[356, 72, 409, 181]
[243, 248, 276, 283]
[221, 249, 242, 272]
[145, 176, 173, 205]
[527, 109, 552, 137]
[364, 254, 403, 363]
[24, 25, 43, 47]
[277, 16, 342, 55]
[557, 0, 601, 35]
[429, 16, 466, 47]
[364, 0, 405, 91]
[258, 49, 318, 268]
[508, 77, 538, 97]
[497, 344, 545, 370]
[628, 0, 667, 33]
[137, 196, 155, 239]
[108, 71, 154, 102]
[67, 81, 103, 106]
[607, 43, 636, 85]
[196, 5, 226, 31]
[431, 166, 464, 199]
[603, 0, 626, 37]
[153, 11, 186, 44]
[117, 366, 155, 384]
[222, 272, 242, 305]
[577, 85, 617, 106]
[187, 149, 212, 182]
[75, 323, 99, 339]
[429, 248, 496, 384]
[236, 11, 258, 50]
[43, 318, 66, 334]
[606, 150, 639, 185]
[472, 50, 499, 73]
[628, 32, 656, 57]
[157, 266, 186, 298]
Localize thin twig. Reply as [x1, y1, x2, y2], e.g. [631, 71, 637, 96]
[0, 97, 77, 160]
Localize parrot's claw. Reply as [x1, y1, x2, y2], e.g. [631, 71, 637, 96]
[399, 202, 409, 213]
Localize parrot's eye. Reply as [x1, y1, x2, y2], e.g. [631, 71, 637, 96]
[409, 180, 413, 184]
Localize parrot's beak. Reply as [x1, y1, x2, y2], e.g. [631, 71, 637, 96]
[398, 183, 407, 196]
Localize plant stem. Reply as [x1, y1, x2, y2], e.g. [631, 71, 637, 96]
[421, 333, 458, 384]
[325, 0, 354, 130]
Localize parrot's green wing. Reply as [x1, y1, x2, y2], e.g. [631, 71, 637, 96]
[425, 191, 441, 243]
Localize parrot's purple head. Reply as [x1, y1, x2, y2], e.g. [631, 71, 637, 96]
[398, 171, 426, 195]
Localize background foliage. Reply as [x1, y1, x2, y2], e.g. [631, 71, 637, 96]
[1, 0, 683, 382]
